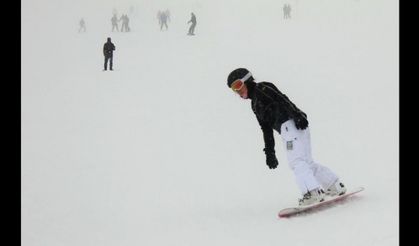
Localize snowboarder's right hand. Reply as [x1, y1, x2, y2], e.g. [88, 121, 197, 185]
[264, 148, 278, 169]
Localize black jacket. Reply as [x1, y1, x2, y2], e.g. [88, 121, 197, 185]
[247, 81, 307, 152]
[103, 42, 115, 56]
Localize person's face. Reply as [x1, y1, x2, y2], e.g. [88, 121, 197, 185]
[231, 80, 248, 99]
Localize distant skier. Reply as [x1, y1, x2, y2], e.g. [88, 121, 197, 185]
[103, 37, 115, 71]
[120, 14, 130, 32]
[111, 14, 119, 32]
[287, 4, 292, 19]
[283, 4, 292, 19]
[159, 11, 169, 30]
[226, 68, 347, 206]
[283, 4, 287, 19]
[187, 12, 196, 35]
[78, 18, 86, 32]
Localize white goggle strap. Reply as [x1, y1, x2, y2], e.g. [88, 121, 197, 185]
[240, 72, 253, 82]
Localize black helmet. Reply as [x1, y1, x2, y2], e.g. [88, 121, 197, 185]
[227, 68, 254, 88]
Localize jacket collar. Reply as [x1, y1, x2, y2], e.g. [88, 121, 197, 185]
[245, 81, 257, 99]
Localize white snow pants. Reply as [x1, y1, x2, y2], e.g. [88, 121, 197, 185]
[279, 119, 339, 194]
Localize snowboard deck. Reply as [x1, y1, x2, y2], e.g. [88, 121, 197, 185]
[278, 187, 365, 218]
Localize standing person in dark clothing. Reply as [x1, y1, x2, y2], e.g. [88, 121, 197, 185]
[103, 37, 115, 71]
[187, 12, 196, 35]
[226, 68, 347, 207]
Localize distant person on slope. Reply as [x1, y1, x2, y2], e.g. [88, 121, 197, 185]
[111, 14, 119, 32]
[103, 37, 115, 71]
[226, 68, 347, 206]
[120, 14, 130, 32]
[159, 11, 169, 30]
[125, 15, 130, 32]
[79, 18, 86, 32]
[286, 4, 292, 19]
[187, 12, 196, 35]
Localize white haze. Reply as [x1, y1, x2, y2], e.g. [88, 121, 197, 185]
[22, 0, 398, 245]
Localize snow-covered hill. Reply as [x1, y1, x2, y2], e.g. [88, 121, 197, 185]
[22, 0, 398, 245]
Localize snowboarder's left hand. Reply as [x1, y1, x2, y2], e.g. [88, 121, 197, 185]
[294, 113, 308, 130]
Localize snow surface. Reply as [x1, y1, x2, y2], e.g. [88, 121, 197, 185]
[22, 0, 399, 245]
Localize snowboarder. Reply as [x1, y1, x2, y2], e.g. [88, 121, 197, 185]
[226, 68, 347, 206]
[187, 12, 196, 35]
[103, 37, 115, 71]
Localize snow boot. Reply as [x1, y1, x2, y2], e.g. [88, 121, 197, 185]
[298, 188, 325, 206]
[325, 181, 347, 197]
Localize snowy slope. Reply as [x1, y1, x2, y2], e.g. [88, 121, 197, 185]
[22, 0, 398, 245]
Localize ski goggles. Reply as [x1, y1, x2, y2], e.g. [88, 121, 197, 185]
[231, 80, 245, 92]
[230, 72, 252, 92]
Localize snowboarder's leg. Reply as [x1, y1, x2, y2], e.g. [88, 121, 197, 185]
[109, 56, 113, 70]
[300, 126, 340, 190]
[280, 119, 341, 193]
[280, 120, 322, 194]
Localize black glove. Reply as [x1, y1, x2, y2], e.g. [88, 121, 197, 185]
[294, 112, 308, 130]
[264, 148, 278, 169]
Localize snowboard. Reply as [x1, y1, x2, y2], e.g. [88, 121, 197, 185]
[278, 187, 364, 218]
